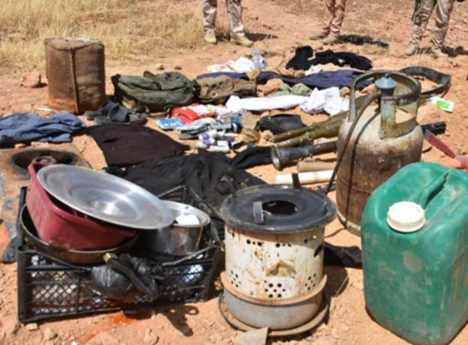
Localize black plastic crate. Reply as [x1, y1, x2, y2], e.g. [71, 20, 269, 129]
[17, 186, 222, 323]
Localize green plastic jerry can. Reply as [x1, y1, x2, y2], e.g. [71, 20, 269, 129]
[362, 162, 468, 345]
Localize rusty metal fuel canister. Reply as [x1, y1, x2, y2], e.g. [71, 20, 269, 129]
[336, 71, 423, 235]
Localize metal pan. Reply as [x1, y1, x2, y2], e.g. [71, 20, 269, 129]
[20, 205, 140, 265]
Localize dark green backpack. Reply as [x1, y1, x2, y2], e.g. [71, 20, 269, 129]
[112, 71, 196, 112]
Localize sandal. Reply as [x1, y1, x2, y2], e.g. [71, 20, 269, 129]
[89, 101, 147, 126]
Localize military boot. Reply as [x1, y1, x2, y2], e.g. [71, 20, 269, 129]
[405, 42, 419, 56]
[310, 32, 327, 41]
[230, 35, 254, 47]
[204, 32, 217, 45]
[323, 35, 339, 45]
[432, 47, 448, 59]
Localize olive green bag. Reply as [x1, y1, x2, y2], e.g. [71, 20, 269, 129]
[112, 71, 196, 112]
[197, 76, 257, 104]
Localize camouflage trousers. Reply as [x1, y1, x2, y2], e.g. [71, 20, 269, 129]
[410, 0, 455, 49]
[322, 0, 347, 36]
[202, 0, 245, 36]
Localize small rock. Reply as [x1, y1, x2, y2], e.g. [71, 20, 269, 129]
[155, 63, 165, 71]
[14, 143, 26, 149]
[331, 328, 339, 339]
[174, 65, 182, 70]
[21, 71, 42, 88]
[143, 329, 159, 345]
[44, 328, 57, 340]
[25, 323, 39, 332]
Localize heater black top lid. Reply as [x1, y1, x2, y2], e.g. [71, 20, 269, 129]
[220, 185, 336, 234]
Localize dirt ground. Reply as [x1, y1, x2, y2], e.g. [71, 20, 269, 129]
[1, 0, 468, 344]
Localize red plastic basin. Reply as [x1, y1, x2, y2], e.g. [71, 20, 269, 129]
[26, 163, 137, 250]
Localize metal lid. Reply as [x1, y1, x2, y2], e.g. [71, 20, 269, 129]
[37, 164, 174, 230]
[387, 201, 425, 233]
[220, 185, 336, 234]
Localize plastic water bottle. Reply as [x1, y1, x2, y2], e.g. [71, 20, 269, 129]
[252, 50, 267, 70]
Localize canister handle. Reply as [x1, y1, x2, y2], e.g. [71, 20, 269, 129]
[417, 172, 449, 209]
[253, 201, 265, 224]
[349, 70, 422, 139]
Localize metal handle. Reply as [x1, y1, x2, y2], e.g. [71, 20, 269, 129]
[349, 70, 422, 139]
[253, 201, 265, 224]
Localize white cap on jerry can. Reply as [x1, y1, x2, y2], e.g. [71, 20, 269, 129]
[387, 201, 426, 233]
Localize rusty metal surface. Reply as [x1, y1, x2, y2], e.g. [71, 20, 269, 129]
[336, 70, 423, 234]
[224, 226, 324, 301]
[0, 144, 89, 262]
[336, 105, 423, 234]
[221, 273, 327, 306]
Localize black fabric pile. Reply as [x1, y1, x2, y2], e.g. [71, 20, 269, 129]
[256, 114, 306, 135]
[285, 46, 314, 70]
[88, 124, 189, 167]
[108, 148, 268, 211]
[311, 50, 373, 71]
[286, 46, 373, 71]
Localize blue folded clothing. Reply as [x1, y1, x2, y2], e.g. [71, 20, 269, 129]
[0, 112, 86, 147]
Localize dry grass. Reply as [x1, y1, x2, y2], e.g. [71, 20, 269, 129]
[0, 0, 204, 73]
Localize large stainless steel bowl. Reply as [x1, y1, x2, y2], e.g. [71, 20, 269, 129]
[37, 165, 174, 230]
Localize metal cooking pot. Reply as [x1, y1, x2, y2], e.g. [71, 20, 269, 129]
[141, 201, 211, 256]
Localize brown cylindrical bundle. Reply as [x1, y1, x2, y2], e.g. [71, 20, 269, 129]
[297, 161, 336, 172]
[45, 38, 106, 114]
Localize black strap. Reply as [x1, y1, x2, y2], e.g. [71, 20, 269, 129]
[400, 66, 451, 101]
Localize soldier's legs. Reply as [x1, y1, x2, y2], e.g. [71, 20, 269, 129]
[432, 0, 455, 49]
[226, 0, 245, 36]
[203, 0, 217, 34]
[409, 0, 436, 46]
[322, 0, 335, 35]
[329, 0, 347, 36]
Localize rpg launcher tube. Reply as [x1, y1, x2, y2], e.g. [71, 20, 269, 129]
[271, 141, 337, 171]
